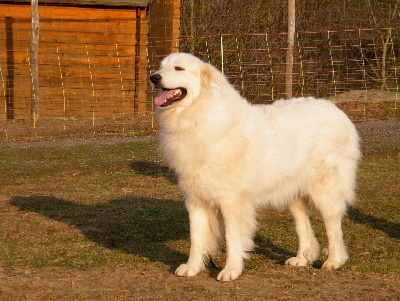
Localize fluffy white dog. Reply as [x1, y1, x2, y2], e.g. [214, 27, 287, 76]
[150, 53, 360, 281]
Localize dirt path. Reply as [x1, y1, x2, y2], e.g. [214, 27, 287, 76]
[1, 264, 399, 301]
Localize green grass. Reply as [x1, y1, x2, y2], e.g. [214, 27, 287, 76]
[0, 132, 399, 275]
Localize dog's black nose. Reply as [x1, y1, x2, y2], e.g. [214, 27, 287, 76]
[150, 73, 162, 84]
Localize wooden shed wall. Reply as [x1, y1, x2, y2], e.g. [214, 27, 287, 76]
[0, 4, 149, 120]
[148, 0, 179, 70]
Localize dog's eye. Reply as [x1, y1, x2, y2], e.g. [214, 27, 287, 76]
[175, 66, 185, 71]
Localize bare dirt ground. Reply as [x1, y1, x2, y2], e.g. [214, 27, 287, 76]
[1, 264, 399, 301]
[0, 119, 399, 301]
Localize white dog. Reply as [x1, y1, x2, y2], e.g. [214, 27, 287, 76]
[150, 53, 360, 281]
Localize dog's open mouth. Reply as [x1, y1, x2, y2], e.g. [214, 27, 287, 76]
[154, 88, 187, 107]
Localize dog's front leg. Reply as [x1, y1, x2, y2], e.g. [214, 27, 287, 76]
[217, 227, 244, 281]
[175, 200, 209, 277]
[217, 204, 255, 281]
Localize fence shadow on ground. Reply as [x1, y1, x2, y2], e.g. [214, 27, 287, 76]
[9, 195, 295, 272]
[348, 207, 400, 240]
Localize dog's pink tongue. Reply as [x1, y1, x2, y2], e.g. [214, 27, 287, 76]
[154, 90, 176, 106]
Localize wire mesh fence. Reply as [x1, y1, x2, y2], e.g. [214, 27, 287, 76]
[0, 0, 399, 140]
[179, 28, 400, 122]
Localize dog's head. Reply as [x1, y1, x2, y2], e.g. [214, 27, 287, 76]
[150, 53, 226, 109]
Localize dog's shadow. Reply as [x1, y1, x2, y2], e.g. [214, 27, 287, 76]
[129, 160, 178, 184]
[9, 160, 307, 272]
[253, 235, 294, 266]
[10, 194, 296, 271]
[10, 195, 188, 268]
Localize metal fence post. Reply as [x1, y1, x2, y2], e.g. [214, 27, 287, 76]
[220, 34, 224, 74]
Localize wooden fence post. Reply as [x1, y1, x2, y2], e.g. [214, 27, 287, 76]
[30, 0, 39, 123]
[286, 0, 295, 99]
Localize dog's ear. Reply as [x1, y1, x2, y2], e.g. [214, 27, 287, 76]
[201, 62, 227, 88]
[201, 63, 213, 87]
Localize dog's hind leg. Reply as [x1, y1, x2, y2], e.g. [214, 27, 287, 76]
[285, 197, 320, 267]
[311, 176, 350, 270]
[217, 202, 257, 281]
[176, 200, 224, 277]
[319, 206, 348, 270]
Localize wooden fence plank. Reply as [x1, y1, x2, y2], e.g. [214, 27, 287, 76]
[0, 3, 143, 120]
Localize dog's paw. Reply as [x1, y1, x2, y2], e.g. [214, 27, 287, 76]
[285, 256, 309, 267]
[321, 259, 344, 270]
[217, 267, 242, 282]
[175, 264, 202, 277]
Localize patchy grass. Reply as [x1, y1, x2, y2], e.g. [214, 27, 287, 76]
[0, 123, 399, 277]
